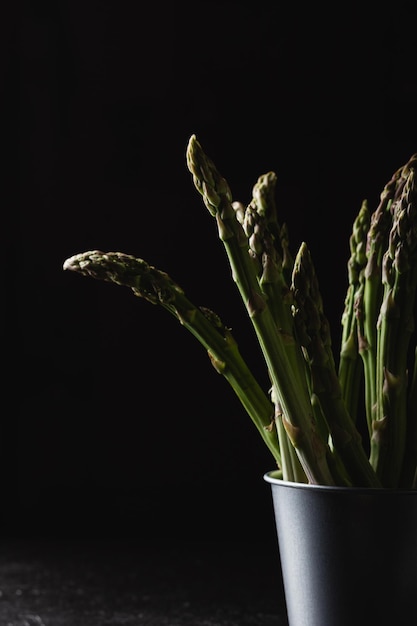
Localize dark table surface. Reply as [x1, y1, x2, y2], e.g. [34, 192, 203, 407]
[0, 537, 289, 626]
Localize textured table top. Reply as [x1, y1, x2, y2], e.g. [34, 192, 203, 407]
[0, 537, 289, 626]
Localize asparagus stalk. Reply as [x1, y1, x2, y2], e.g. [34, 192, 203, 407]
[63, 250, 282, 466]
[242, 174, 307, 482]
[186, 134, 335, 485]
[371, 154, 417, 487]
[291, 242, 381, 487]
[358, 166, 404, 437]
[338, 199, 370, 423]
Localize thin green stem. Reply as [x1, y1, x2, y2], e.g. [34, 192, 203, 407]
[339, 199, 370, 422]
[63, 251, 282, 466]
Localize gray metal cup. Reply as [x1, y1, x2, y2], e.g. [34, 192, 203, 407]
[264, 473, 417, 626]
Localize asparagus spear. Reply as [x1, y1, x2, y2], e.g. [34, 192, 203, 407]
[291, 242, 381, 487]
[186, 134, 335, 485]
[358, 165, 404, 437]
[242, 174, 307, 482]
[234, 198, 306, 482]
[371, 154, 417, 487]
[63, 250, 282, 466]
[339, 199, 370, 423]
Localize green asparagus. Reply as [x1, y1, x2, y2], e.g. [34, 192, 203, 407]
[186, 134, 334, 485]
[63, 250, 282, 466]
[63, 138, 417, 489]
[371, 154, 417, 486]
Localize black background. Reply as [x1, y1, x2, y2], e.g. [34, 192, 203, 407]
[13, 1, 417, 543]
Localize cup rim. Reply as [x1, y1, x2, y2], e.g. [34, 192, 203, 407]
[263, 471, 417, 495]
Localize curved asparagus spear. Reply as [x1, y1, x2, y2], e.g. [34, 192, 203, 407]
[186, 134, 335, 485]
[64, 250, 281, 466]
[63, 250, 281, 466]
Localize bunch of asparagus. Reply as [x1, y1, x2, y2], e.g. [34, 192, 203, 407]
[64, 136, 417, 489]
